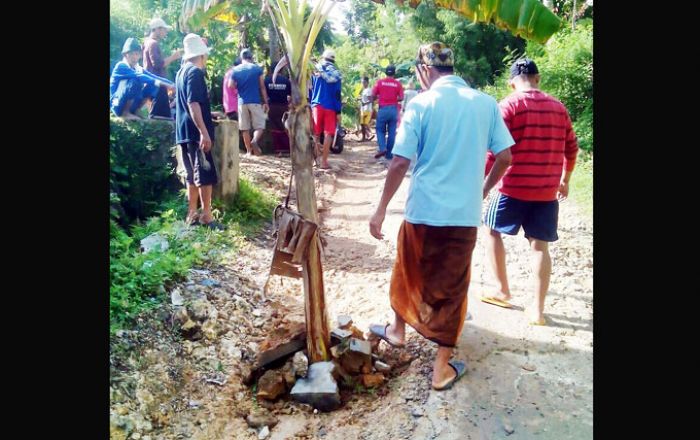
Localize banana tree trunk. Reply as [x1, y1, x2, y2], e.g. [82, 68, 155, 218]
[269, 26, 280, 65]
[287, 82, 330, 363]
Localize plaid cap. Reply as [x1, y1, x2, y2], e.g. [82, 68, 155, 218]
[416, 42, 454, 67]
[509, 58, 539, 79]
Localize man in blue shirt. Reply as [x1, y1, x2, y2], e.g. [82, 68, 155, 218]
[310, 49, 342, 169]
[368, 42, 513, 391]
[109, 37, 174, 120]
[175, 33, 223, 230]
[232, 49, 269, 155]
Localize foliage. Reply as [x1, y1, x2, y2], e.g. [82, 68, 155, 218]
[373, 0, 562, 44]
[110, 176, 276, 333]
[110, 118, 181, 225]
[482, 18, 592, 152]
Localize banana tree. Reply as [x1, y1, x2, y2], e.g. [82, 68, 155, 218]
[180, 0, 338, 363]
[371, 0, 562, 44]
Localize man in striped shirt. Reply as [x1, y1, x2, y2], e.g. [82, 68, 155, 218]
[482, 58, 578, 326]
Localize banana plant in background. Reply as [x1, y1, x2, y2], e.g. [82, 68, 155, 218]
[180, 0, 239, 33]
[371, 0, 562, 44]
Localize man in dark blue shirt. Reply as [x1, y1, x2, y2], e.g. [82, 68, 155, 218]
[264, 62, 291, 153]
[175, 33, 222, 230]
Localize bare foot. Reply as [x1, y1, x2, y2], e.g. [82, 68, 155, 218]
[320, 162, 331, 170]
[490, 291, 512, 302]
[525, 306, 546, 326]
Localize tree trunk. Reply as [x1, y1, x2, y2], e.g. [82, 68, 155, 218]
[269, 26, 280, 65]
[239, 14, 248, 50]
[287, 84, 330, 363]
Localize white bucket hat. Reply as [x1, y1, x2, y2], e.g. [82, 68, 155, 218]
[182, 33, 211, 60]
[322, 49, 336, 61]
[148, 18, 172, 31]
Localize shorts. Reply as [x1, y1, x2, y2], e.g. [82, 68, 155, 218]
[360, 110, 372, 125]
[238, 103, 267, 131]
[483, 193, 559, 242]
[180, 142, 218, 187]
[312, 105, 337, 137]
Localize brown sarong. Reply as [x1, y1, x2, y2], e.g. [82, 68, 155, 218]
[390, 221, 477, 347]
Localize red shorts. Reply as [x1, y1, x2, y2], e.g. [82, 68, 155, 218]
[312, 105, 337, 137]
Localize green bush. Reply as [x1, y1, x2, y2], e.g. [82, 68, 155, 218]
[110, 117, 180, 225]
[110, 176, 276, 333]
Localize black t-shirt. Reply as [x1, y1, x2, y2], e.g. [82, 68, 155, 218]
[264, 74, 291, 105]
[175, 62, 215, 144]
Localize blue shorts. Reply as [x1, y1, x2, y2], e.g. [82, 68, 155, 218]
[483, 193, 559, 242]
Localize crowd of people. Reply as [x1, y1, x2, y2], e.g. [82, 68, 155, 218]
[110, 22, 580, 391]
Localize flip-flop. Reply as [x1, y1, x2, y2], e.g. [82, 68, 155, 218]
[528, 316, 546, 326]
[374, 150, 386, 159]
[369, 323, 406, 348]
[201, 220, 226, 231]
[480, 296, 513, 309]
[432, 360, 467, 391]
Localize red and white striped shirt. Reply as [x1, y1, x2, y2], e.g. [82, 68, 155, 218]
[487, 89, 578, 201]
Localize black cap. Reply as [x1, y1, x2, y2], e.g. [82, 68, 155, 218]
[509, 58, 539, 79]
[385, 65, 396, 76]
[121, 37, 142, 54]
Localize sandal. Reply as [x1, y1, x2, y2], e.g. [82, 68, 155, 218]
[200, 220, 226, 231]
[369, 323, 406, 348]
[432, 360, 467, 391]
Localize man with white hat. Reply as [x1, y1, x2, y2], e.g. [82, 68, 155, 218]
[174, 34, 224, 230]
[310, 48, 342, 169]
[143, 17, 183, 119]
[109, 37, 174, 120]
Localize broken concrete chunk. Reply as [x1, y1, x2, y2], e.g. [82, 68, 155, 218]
[290, 361, 341, 412]
[337, 315, 353, 329]
[256, 370, 286, 401]
[330, 328, 353, 344]
[339, 338, 372, 374]
[360, 373, 385, 388]
[292, 351, 309, 378]
[374, 361, 391, 373]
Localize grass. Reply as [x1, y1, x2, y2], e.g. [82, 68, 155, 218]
[109, 177, 276, 334]
[568, 156, 593, 220]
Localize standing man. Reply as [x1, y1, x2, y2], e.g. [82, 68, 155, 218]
[368, 42, 513, 391]
[110, 37, 174, 120]
[310, 49, 342, 169]
[142, 18, 183, 119]
[232, 49, 269, 156]
[264, 61, 292, 153]
[372, 65, 403, 160]
[481, 58, 578, 326]
[358, 76, 374, 142]
[175, 34, 223, 230]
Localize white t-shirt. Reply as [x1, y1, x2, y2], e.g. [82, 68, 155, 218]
[361, 88, 373, 112]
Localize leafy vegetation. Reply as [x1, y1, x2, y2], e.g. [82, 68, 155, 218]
[110, 176, 276, 334]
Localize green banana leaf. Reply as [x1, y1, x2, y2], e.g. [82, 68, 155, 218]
[372, 0, 562, 43]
